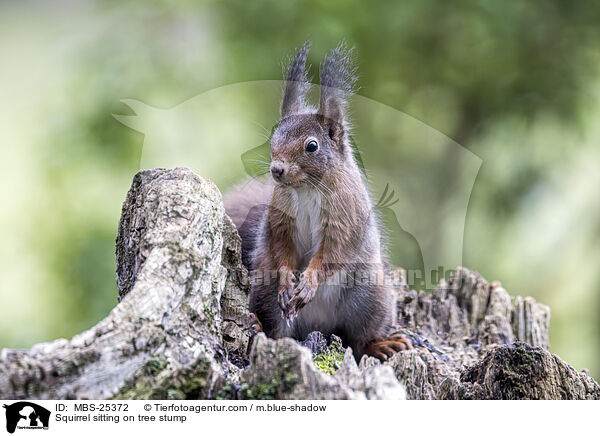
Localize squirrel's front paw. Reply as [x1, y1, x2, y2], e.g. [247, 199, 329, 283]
[278, 284, 295, 315]
[286, 270, 318, 319]
[277, 268, 297, 314]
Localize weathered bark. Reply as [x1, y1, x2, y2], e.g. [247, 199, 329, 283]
[0, 168, 251, 399]
[386, 269, 599, 399]
[0, 168, 598, 400]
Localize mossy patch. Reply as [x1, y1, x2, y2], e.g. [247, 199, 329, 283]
[238, 342, 302, 400]
[239, 381, 279, 400]
[239, 368, 300, 400]
[113, 356, 212, 400]
[202, 304, 215, 325]
[313, 335, 344, 375]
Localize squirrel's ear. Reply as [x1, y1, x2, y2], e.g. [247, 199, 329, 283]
[318, 42, 357, 144]
[280, 41, 311, 118]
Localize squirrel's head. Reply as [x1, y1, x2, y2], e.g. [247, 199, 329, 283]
[270, 41, 357, 187]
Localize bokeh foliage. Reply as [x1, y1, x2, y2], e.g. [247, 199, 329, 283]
[0, 0, 598, 376]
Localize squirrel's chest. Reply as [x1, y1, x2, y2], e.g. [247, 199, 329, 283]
[292, 188, 323, 267]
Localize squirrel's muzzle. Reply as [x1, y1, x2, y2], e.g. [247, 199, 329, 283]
[270, 160, 286, 181]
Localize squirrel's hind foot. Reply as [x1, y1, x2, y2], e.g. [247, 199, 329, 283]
[365, 334, 413, 361]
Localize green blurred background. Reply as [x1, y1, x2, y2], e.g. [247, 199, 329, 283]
[0, 0, 598, 377]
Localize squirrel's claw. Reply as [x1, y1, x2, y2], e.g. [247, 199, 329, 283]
[278, 270, 317, 323]
[365, 334, 414, 361]
[278, 284, 298, 326]
[277, 268, 297, 313]
[278, 286, 293, 312]
[286, 274, 317, 318]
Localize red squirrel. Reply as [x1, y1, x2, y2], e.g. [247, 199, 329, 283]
[225, 42, 412, 360]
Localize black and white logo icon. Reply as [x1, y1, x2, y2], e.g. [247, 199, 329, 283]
[2, 402, 50, 434]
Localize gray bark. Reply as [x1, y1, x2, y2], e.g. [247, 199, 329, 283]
[1, 168, 598, 400]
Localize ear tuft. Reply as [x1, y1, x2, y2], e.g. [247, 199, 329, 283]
[318, 42, 357, 143]
[280, 41, 312, 118]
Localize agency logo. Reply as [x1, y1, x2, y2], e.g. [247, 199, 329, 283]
[115, 80, 482, 290]
[2, 402, 50, 434]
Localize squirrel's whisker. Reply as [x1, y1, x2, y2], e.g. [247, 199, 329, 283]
[224, 41, 414, 361]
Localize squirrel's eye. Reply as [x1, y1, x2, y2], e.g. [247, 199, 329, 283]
[305, 139, 319, 153]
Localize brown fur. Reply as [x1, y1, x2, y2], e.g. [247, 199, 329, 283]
[224, 42, 412, 360]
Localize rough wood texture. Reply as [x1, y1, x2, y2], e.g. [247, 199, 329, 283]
[385, 269, 598, 399]
[0, 168, 253, 399]
[1, 168, 598, 400]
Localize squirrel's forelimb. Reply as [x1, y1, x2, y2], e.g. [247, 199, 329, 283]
[225, 42, 413, 360]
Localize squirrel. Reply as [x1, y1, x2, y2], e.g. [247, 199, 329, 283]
[225, 42, 412, 361]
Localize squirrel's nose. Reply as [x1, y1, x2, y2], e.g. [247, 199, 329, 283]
[270, 162, 285, 180]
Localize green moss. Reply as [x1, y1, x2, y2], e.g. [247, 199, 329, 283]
[239, 365, 300, 400]
[239, 345, 302, 399]
[313, 336, 345, 375]
[113, 356, 212, 400]
[214, 382, 238, 400]
[145, 358, 168, 376]
[284, 370, 299, 384]
[239, 381, 278, 400]
[202, 304, 215, 325]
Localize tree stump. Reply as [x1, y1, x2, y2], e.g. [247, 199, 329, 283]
[1, 168, 597, 400]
